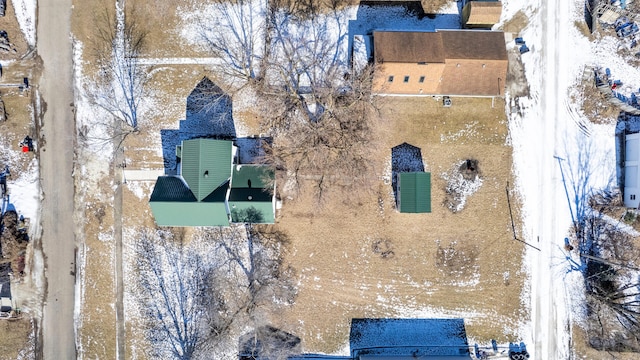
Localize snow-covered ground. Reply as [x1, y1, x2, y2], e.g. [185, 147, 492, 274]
[180, 1, 462, 77]
[68, 0, 640, 358]
[0, 141, 39, 230]
[12, 0, 37, 47]
[501, 0, 637, 358]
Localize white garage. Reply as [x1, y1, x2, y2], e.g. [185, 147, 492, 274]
[624, 132, 640, 208]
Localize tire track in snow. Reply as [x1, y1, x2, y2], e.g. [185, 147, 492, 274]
[564, 98, 592, 137]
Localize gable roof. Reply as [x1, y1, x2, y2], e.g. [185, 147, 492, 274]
[398, 172, 431, 213]
[439, 30, 507, 60]
[373, 30, 507, 64]
[180, 139, 232, 201]
[374, 31, 444, 63]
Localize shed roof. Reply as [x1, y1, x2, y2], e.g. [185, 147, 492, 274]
[398, 172, 431, 213]
[373, 30, 507, 64]
[464, 1, 503, 26]
[180, 139, 232, 201]
[150, 201, 230, 227]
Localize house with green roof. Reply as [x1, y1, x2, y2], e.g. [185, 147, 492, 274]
[150, 138, 276, 226]
[397, 172, 431, 213]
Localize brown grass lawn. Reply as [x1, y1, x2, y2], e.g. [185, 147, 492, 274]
[499, 9, 530, 35]
[0, 0, 31, 60]
[71, 0, 528, 356]
[73, 59, 212, 356]
[272, 96, 527, 353]
[0, 317, 35, 360]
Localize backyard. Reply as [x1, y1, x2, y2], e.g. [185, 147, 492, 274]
[68, 0, 530, 357]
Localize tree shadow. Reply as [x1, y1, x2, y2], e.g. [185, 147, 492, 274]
[391, 142, 425, 206]
[238, 325, 301, 360]
[235, 136, 272, 164]
[160, 77, 237, 174]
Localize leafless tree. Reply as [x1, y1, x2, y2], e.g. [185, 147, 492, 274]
[135, 229, 220, 360]
[194, 0, 379, 201]
[88, 3, 148, 145]
[573, 192, 640, 352]
[197, 0, 266, 83]
[258, 1, 380, 202]
[202, 225, 296, 317]
[135, 224, 296, 358]
[238, 325, 301, 360]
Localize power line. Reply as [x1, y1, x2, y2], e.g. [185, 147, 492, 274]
[505, 182, 541, 251]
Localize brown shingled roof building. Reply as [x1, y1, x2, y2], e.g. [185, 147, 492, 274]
[462, 1, 503, 29]
[372, 30, 508, 97]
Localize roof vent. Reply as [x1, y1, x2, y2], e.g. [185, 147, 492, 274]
[204, 170, 209, 178]
[248, 195, 253, 201]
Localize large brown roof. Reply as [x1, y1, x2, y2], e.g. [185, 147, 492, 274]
[373, 31, 445, 63]
[373, 30, 507, 63]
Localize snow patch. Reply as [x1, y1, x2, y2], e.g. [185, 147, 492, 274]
[12, 0, 36, 46]
[442, 161, 483, 213]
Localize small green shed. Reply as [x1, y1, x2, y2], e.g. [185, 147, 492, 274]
[397, 172, 431, 213]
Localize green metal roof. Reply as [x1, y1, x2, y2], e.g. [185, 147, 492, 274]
[229, 165, 275, 224]
[150, 201, 229, 227]
[229, 201, 275, 223]
[180, 139, 232, 201]
[150, 138, 278, 226]
[149, 177, 230, 226]
[228, 188, 272, 202]
[398, 172, 431, 213]
[231, 165, 274, 189]
[150, 176, 197, 202]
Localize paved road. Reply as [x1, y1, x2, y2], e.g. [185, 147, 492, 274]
[532, 0, 572, 358]
[37, 0, 77, 359]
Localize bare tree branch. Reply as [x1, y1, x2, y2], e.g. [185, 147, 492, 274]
[88, 3, 148, 143]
